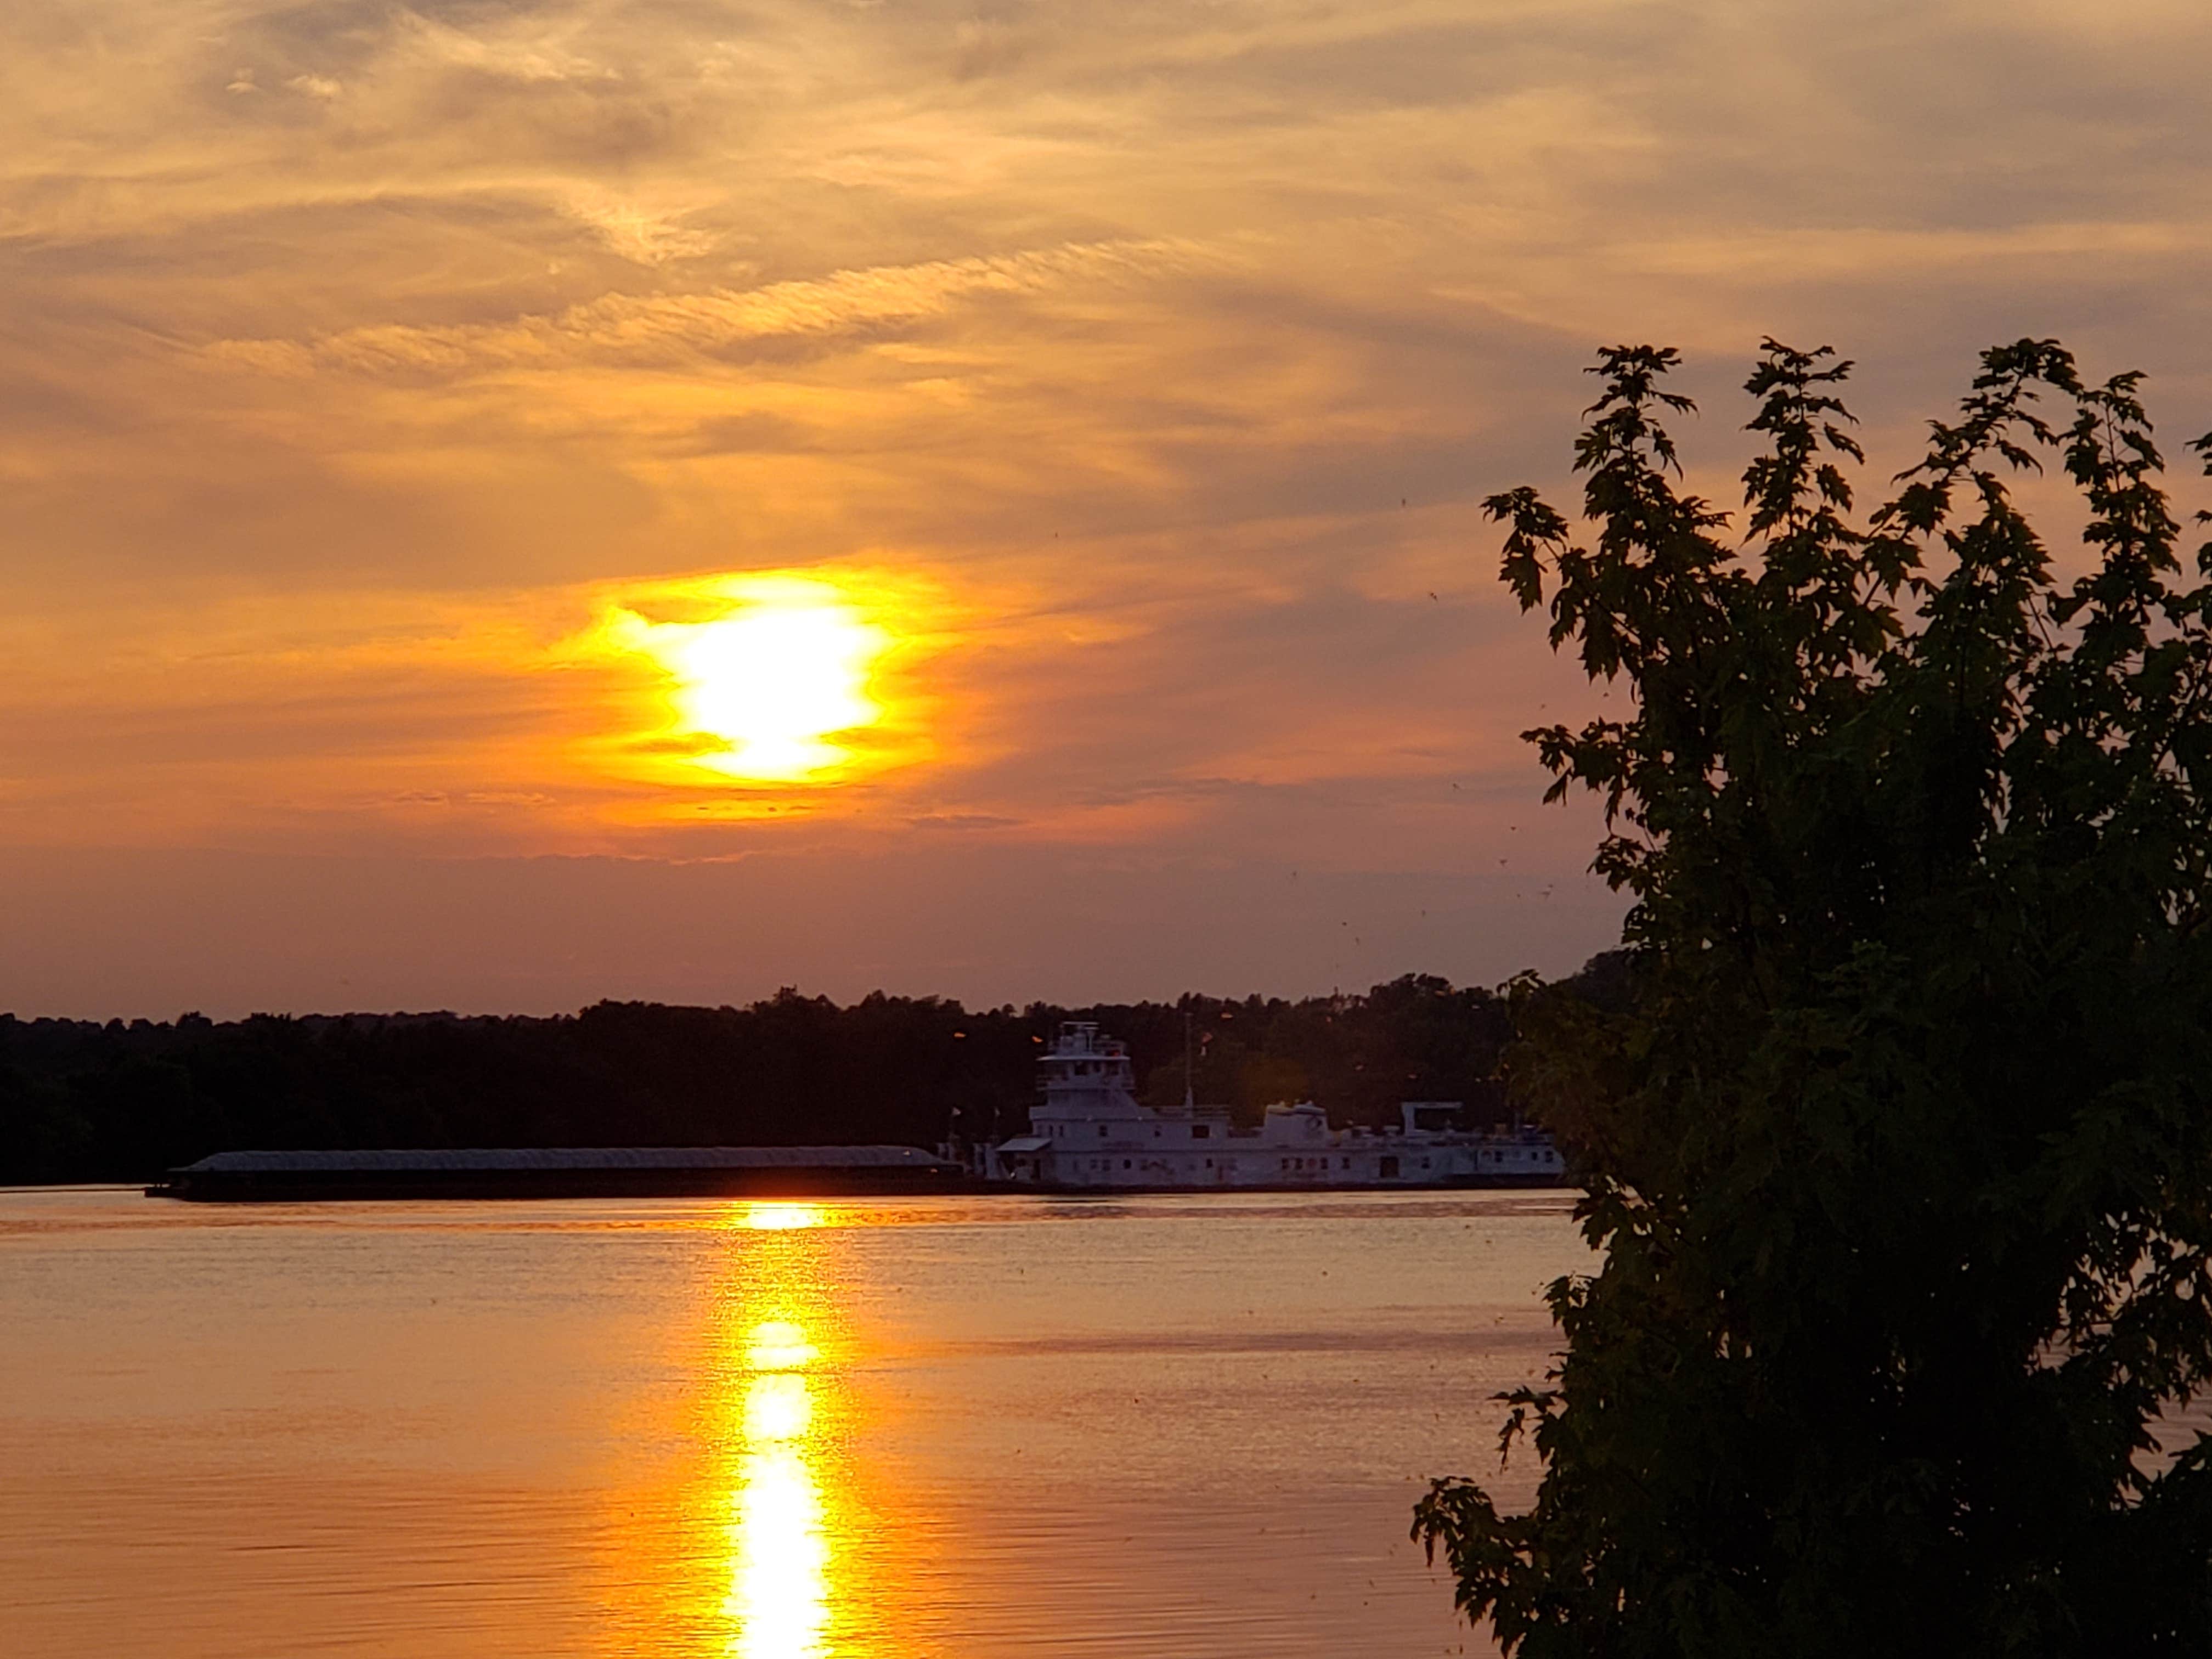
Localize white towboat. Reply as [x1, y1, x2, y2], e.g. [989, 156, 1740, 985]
[981, 1022, 1564, 1190]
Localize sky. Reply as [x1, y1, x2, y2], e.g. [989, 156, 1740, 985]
[6, 0, 2212, 1018]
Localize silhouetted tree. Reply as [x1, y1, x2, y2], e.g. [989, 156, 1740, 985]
[1417, 340, 2212, 1651]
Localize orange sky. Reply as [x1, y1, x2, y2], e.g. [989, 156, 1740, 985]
[6, 0, 2211, 1016]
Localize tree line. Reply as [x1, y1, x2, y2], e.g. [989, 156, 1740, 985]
[0, 964, 1627, 1184]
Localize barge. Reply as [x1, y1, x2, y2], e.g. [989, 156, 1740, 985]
[149, 1144, 969, 1202]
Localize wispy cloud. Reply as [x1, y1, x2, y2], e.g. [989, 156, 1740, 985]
[207, 239, 1228, 378]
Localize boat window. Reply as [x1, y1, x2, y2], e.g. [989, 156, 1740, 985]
[1098, 1125, 1109, 1137]
[1190, 1124, 1210, 1139]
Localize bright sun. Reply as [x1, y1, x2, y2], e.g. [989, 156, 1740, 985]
[597, 574, 895, 786]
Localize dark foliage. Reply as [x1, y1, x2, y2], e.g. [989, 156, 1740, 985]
[1417, 340, 2212, 1653]
[0, 969, 1560, 1183]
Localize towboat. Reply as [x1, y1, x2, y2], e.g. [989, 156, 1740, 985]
[978, 1022, 1562, 1190]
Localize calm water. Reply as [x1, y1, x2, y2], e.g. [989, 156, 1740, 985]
[0, 1187, 1589, 1658]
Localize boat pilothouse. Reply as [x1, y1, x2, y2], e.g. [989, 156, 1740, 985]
[1029, 1024, 1159, 1137]
[984, 1022, 1563, 1190]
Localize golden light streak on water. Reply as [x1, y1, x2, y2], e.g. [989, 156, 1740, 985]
[743, 1203, 826, 1232]
[744, 1319, 819, 1372]
[707, 1213, 857, 1659]
[726, 1356, 830, 1659]
[743, 1372, 813, 1443]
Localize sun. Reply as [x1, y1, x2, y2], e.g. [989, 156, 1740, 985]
[594, 574, 898, 786]
[652, 592, 884, 782]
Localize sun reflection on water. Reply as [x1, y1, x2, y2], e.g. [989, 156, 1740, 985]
[744, 1319, 819, 1373]
[726, 1324, 829, 1659]
[744, 1203, 825, 1232]
[592, 1203, 935, 1657]
[708, 1202, 850, 1659]
[743, 1372, 812, 1443]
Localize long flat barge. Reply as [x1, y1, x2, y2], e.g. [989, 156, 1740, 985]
[149, 1145, 970, 1202]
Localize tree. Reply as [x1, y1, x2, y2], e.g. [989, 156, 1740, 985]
[1416, 340, 2212, 1654]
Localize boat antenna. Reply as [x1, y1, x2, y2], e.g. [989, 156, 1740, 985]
[1183, 1008, 1195, 1110]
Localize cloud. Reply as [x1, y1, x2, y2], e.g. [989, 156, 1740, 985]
[206, 238, 1229, 378]
[394, 7, 619, 86]
[561, 188, 718, 263]
[909, 813, 1020, 831]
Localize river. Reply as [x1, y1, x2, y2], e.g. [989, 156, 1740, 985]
[0, 1187, 1589, 1658]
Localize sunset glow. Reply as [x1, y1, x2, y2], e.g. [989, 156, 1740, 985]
[8, 0, 2202, 1013]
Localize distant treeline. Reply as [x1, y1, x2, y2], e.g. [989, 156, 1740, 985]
[0, 960, 1629, 1183]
